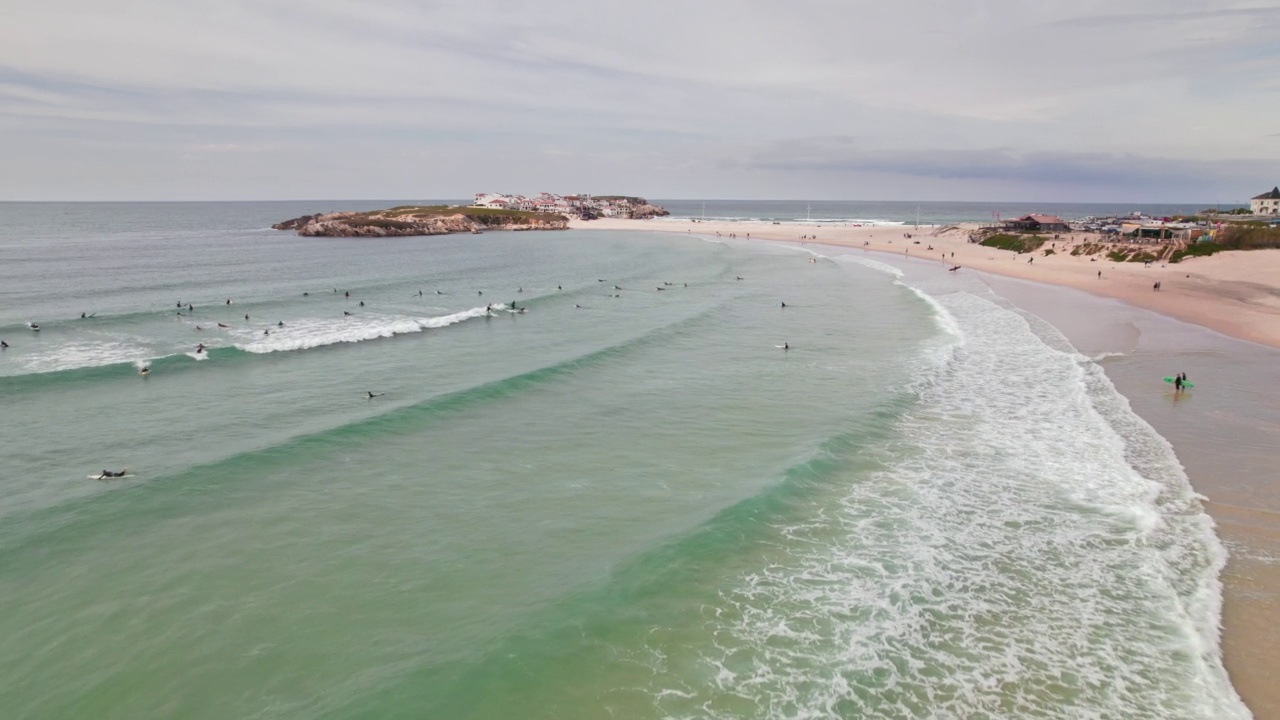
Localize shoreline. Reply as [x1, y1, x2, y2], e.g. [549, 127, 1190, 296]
[573, 217, 1280, 718]
[571, 218, 1280, 349]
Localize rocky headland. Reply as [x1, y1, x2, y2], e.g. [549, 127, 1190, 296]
[272, 206, 570, 237]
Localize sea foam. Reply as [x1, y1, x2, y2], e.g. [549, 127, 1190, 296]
[233, 306, 495, 354]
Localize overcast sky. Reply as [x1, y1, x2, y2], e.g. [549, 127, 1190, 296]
[3, 0, 1278, 202]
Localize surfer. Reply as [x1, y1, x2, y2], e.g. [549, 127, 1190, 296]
[366, 391, 385, 399]
[1, 340, 8, 349]
[343, 311, 353, 316]
[218, 322, 229, 328]
[81, 312, 87, 319]
[140, 367, 150, 376]
[359, 301, 364, 307]
[226, 299, 232, 305]
[195, 343, 206, 354]
[344, 291, 350, 298]
[303, 292, 310, 296]
[1174, 374, 1183, 392]
[29, 322, 39, 331]
[781, 301, 787, 308]
[195, 325, 204, 331]
[96, 468, 128, 480]
[418, 290, 423, 296]
[277, 321, 284, 328]
[263, 329, 270, 335]
[435, 290, 443, 295]
[783, 342, 790, 350]
[244, 314, 250, 321]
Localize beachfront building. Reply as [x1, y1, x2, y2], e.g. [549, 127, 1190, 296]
[1251, 186, 1280, 215]
[1002, 214, 1071, 233]
[471, 192, 654, 219]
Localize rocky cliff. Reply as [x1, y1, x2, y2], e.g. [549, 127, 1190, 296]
[272, 206, 570, 237]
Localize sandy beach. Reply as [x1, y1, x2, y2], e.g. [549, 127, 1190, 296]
[573, 218, 1280, 349]
[576, 217, 1280, 718]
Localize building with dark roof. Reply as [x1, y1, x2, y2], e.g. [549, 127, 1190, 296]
[1251, 186, 1280, 215]
[1002, 214, 1071, 233]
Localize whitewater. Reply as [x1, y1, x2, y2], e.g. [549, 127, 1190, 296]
[0, 202, 1246, 719]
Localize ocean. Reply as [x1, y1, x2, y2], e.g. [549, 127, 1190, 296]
[0, 202, 1248, 719]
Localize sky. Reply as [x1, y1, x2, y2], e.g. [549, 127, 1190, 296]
[2, 0, 1278, 202]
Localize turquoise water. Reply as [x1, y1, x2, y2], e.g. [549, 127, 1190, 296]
[0, 203, 1248, 718]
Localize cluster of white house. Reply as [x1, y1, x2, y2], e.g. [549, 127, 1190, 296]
[472, 192, 639, 217]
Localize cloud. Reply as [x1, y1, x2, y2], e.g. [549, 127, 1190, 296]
[0, 0, 1277, 200]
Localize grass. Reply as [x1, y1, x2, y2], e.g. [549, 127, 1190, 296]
[979, 233, 1048, 253]
[1169, 242, 1224, 263]
[1215, 224, 1280, 250]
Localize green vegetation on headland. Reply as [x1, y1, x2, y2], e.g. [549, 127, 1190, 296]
[272, 205, 569, 237]
[979, 234, 1048, 253]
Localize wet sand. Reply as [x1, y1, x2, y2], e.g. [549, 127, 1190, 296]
[576, 218, 1280, 717]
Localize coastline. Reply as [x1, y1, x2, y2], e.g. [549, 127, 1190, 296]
[574, 217, 1280, 718]
[570, 218, 1280, 349]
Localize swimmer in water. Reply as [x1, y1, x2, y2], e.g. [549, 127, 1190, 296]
[96, 468, 128, 480]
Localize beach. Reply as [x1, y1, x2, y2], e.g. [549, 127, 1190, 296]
[576, 216, 1280, 718]
[0, 202, 1270, 718]
[575, 217, 1280, 349]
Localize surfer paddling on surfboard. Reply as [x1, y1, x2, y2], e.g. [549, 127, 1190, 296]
[366, 391, 385, 399]
[95, 468, 128, 480]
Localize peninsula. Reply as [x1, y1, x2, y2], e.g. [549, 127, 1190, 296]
[272, 205, 569, 237]
[273, 194, 669, 237]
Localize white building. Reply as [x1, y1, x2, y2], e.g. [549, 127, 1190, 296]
[1252, 186, 1280, 215]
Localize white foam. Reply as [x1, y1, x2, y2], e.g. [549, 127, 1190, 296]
[233, 306, 493, 354]
[18, 340, 152, 373]
[647, 289, 1247, 719]
[839, 255, 903, 278]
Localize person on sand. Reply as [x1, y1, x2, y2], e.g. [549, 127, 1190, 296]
[96, 468, 128, 480]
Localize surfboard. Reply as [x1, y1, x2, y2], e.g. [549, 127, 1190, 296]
[88, 474, 132, 479]
[1163, 377, 1195, 388]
